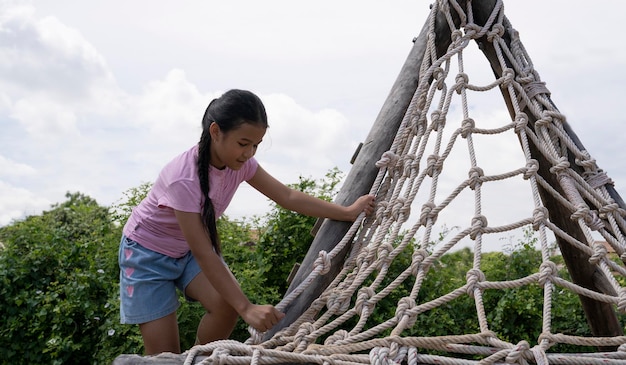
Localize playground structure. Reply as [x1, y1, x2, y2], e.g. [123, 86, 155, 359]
[115, 0, 626, 364]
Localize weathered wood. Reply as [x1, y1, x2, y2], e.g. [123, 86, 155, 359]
[468, 0, 624, 350]
[263, 8, 451, 340]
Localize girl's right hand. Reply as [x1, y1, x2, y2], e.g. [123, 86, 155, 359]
[241, 304, 285, 333]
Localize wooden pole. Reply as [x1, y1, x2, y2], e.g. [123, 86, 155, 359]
[263, 8, 453, 340]
[469, 0, 623, 349]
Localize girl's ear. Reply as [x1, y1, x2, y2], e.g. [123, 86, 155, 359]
[209, 122, 220, 140]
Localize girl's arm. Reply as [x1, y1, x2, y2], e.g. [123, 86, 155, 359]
[174, 209, 284, 332]
[247, 165, 375, 220]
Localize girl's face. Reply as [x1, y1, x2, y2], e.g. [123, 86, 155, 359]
[209, 121, 266, 170]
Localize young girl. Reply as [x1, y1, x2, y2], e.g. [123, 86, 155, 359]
[119, 89, 375, 355]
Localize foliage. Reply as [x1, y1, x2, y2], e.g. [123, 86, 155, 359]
[255, 167, 343, 296]
[0, 192, 127, 365]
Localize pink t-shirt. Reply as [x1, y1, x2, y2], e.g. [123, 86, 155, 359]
[123, 145, 259, 258]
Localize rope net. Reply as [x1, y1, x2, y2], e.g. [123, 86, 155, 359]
[187, 1, 626, 364]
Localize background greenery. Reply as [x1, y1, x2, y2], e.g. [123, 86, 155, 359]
[0, 168, 611, 364]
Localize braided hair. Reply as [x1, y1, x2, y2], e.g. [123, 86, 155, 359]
[197, 89, 268, 255]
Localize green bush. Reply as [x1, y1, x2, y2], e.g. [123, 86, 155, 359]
[0, 192, 127, 365]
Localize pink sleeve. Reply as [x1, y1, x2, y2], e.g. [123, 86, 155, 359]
[158, 179, 202, 213]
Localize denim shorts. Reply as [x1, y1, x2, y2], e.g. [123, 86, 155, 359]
[118, 235, 202, 324]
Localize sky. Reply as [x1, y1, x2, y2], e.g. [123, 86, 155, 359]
[1, 0, 625, 251]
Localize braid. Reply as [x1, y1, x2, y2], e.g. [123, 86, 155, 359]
[197, 127, 221, 256]
[196, 89, 268, 256]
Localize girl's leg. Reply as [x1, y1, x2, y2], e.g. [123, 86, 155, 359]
[185, 273, 238, 344]
[139, 312, 181, 355]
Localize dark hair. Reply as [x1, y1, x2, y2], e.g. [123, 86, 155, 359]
[197, 89, 268, 255]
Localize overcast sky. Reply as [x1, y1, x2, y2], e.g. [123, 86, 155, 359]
[2, 0, 625, 250]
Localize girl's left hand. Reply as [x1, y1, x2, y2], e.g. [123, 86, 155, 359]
[347, 194, 376, 221]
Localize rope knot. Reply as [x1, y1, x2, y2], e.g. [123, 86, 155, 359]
[326, 289, 351, 314]
[419, 202, 437, 226]
[501, 68, 515, 88]
[589, 242, 608, 265]
[390, 197, 410, 221]
[538, 261, 558, 286]
[394, 297, 417, 328]
[376, 151, 400, 169]
[370, 347, 400, 365]
[549, 157, 570, 175]
[433, 67, 446, 90]
[571, 204, 603, 231]
[468, 167, 484, 190]
[314, 251, 331, 275]
[377, 243, 395, 269]
[411, 249, 429, 276]
[535, 115, 552, 128]
[455, 73, 469, 94]
[470, 215, 488, 240]
[514, 113, 529, 134]
[575, 152, 597, 170]
[465, 269, 485, 297]
[460, 118, 475, 138]
[375, 201, 389, 221]
[487, 23, 505, 42]
[426, 154, 442, 177]
[402, 154, 417, 178]
[294, 322, 316, 351]
[207, 347, 231, 365]
[505, 340, 530, 364]
[430, 109, 446, 131]
[355, 287, 375, 315]
[324, 330, 349, 345]
[532, 207, 548, 231]
[599, 201, 620, 218]
[524, 159, 539, 180]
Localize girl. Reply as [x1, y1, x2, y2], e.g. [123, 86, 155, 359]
[119, 89, 375, 355]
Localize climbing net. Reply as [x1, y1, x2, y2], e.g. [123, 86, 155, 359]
[186, 1, 626, 364]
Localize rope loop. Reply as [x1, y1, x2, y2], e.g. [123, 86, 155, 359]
[468, 166, 484, 190]
[532, 207, 548, 231]
[514, 112, 529, 134]
[538, 261, 558, 286]
[465, 268, 485, 297]
[505, 340, 530, 364]
[460, 118, 475, 138]
[419, 202, 437, 226]
[314, 251, 331, 275]
[534, 115, 552, 129]
[469, 215, 488, 240]
[376, 151, 400, 169]
[589, 242, 608, 265]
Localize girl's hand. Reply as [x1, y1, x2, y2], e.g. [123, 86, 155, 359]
[240, 304, 285, 333]
[346, 194, 376, 221]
